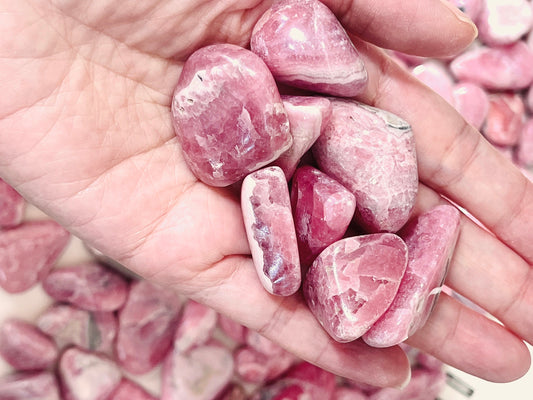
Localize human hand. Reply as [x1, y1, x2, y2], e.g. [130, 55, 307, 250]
[1, 0, 531, 388]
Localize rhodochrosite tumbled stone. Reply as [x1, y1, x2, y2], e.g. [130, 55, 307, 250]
[363, 205, 461, 348]
[484, 92, 525, 146]
[173, 299, 218, 353]
[477, 0, 533, 46]
[171, 44, 291, 187]
[304, 234, 408, 342]
[111, 379, 157, 400]
[0, 178, 24, 228]
[411, 61, 454, 104]
[291, 166, 356, 267]
[217, 315, 247, 344]
[451, 82, 489, 130]
[0, 372, 60, 400]
[251, 0, 367, 97]
[313, 99, 418, 233]
[241, 166, 300, 296]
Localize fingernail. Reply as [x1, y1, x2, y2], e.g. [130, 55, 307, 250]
[440, 0, 479, 37]
[395, 365, 411, 390]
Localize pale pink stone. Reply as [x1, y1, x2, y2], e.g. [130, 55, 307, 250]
[477, 0, 533, 46]
[334, 386, 368, 400]
[449, 0, 483, 21]
[171, 44, 291, 187]
[217, 315, 247, 344]
[369, 368, 445, 400]
[214, 383, 247, 400]
[173, 299, 217, 353]
[116, 280, 182, 374]
[516, 118, 533, 168]
[234, 345, 294, 383]
[304, 234, 408, 342]
[313, 99, 418, 233]
[363, 205, 461, 348]
[42, 262, 128, 312]
[274, 96, 332, 179]
[0, 220, 70, 293]
[291, 166, 356, 267]
[0, 319, 58, 371]
[251, 0, 367, 97]
[59, 347, 122, 400]
[241, 166, 301, 296]
[483, 92, 525, 146]
[110, 379, 157, 400]
[411, 61, 454, 104]
[450, 42, 533, 90]
[0, 371, 60, 400]
[0, 178, 24, 228]
[451, 82, 490, 130]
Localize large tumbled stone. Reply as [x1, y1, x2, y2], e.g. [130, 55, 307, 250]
[171, 44, 291, 187]
[173, 299, 218, 353]
[411, 60, 454, 104]
[313, 99, 418, 233]
[304, 234, 408, 342]
[477, 0, 533, 46]
[0, 178, 24, 228]
[111, 379, 157, 400]
[251, 0, 367, 97]
[0, 372, 60, 400]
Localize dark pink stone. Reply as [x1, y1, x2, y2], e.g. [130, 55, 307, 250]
[0, 178, 24, 228]
[241, 166, 301, 296]
[449, 0, 483, 21]
[251, 0, 367, 97]
[173, 299, 217, 353]
[217, 315, 248, 344]
[333, 386, 368, 400]
[116, 280, 182, 374]
[274, 96, 332, 179]
[171, 43, 291, 187]
[110, 379, 157, 400]
[451, 82, 489, 130]
[363, 205, 461, 348]
[477, 0, 533, 46]
[214, 383, 247, 400]
[304, 234, 408, 342]
[42, 262, 128, 312]
[411, 61, 454, 104]
[0, 220, 70, 293]
[313, 99, 418, 233]
[483, 92, 525, 146]
[517, 118, 533, 168]
[0, 371, 60, 400]
[59, 347, 122, 400]
[0, 319, 58, 371]
[291, 166, 356, 267]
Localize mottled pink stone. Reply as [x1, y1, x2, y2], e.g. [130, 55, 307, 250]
[0, 319, 58, 371]
[173, 299, 217, 353]
[0, 220, 70, 293]
[449, 0, 483, 21]
[517, 118, 533, 168]
[477, 0, 533, 46]
[451, 82, 490, 130]
[171, 43, 291, 187]
[234, 345, 295, 384]
[241, 166, 301, 296]
[0, 178, 24, 228]
[161, 345, 234, 400]
[363, 205, 461, 348]
[291, 166, 356, 267]
[110, 379, 157, 400]
[368, 368, 445, 400]
[450, 42, 533, 90]
[304, 234, 408, 342]
[217, 314, 248, 344]
[116, 280, 182, 374]
[411, 61, 454, 104]
[42, 262, 128, 312]
[333, 386, 368, 400]
[274, 96, 332, 179]
[483, 92, 525, 146]
[0, 371, 60, 400]
[313, 99, 418, 233]
[59, 347, 122, 400]
[251, 0, 367, 97]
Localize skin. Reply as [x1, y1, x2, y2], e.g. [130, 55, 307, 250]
[1, 0, 532, 388]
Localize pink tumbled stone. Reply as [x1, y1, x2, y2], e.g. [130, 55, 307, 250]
[477, 0, 533, 46]
[334, 386, 368, 400]
[368, 368, 445, 400]
[363, 205, 461, 348]
[251, 0, 367, 97]
[110, 379, 157, 400]
[0, 371, 60, 400]
[450, 42, 533, 90]
[291, 166, 356, 267]
[42, 262, 128, 311]
[275, 96, 332, 179]
[173, 299, 217, 353]
[217, 315, 248, 344]
[313, 99, 418, 233]
[449, 0, 483, 21]
[483, 92, 525, 146]
[234, 345, 294, 384]
[516, 118, 533, 168]
[171, 44, 291, 187]
[241, 166, 301, 296]
[451, 82, 489, 130]
[411, 61, 454, 104]
[0, 319, 57, 371]
[59, 347, 122, 400]
[0, 179, 24, 228]
[304, 234, 408, 342]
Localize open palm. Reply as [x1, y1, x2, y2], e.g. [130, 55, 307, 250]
[1, 0, 533, 388]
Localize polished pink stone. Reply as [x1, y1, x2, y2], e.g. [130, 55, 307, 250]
[173, 299, 217, 353]
[0, 178, 24, 228]
[59, 347, 122, 400]
[411, 61, 454, 104]
[0, 372, 60, 400]
[368, 368, 445, 400]
[217, 314, 248, 344]
[450, 42, 533, 90]
[291, 166, 356, 267]
[116, 280, 182, 374]
[304, 234, 408, 342]
[171, 44, 291, 187]
[251, 0, 367, 97]
[0, 220, 70, 293]
[241, 166, 301, 296]
[313, 99, 418, 233]
[333, 386, 368, 400]
[363, 205, 461, 348]
[110, 379, 157, 400]
[274, 96, 332, 179]
[517, 118, 533, 168]
[234, 345, 294, 384]
[0, 319, 58, 371]
[42, 262, 128, 312]
[451, 82, 489, 130]
[449, 0, 483, 21]
[477, 0, 533, 46]
[483, 92, 525, 146]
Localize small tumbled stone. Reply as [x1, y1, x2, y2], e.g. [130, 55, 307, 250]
[234, 345, 294, 384]
[0, 371, 60, 400]
[217, 315, 248, 344]
[242, 166, 301, 296]
[111, 379, 157, 400]
[517, 118, 533, 168]
[411, 60, 454, 104]
[171, 43, 291, 187]
[0, 178, 24, 228]
[483, 92, 525, 146]
[173, 299, 218, 353]
[451, 82, 489, 130]
[251, 0, 367, 97]
[477, 0, 533, 46]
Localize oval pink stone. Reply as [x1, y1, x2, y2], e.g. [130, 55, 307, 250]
[483, 92, 525, 146]
[411, 60, 454, 104]
[477, 0, 533, 46]
[451, 82, 489, 130]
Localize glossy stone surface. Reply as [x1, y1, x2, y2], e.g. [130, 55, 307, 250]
[173, 299, 217, 353]
[291, 166, 356, 267]
[0, 372, 60, 400]
[111, 379, 157, 400]
[313, 99, 418, 233]
[0, 178, 24, 228]
[304, 234, 408, 342]
[171, 44, 291, 187]
[477, 0, 533, 46]
[517, 118, 533, 168]
[451, 82, 489, 130]
[241, 166, 301, 296]
[411, 61, 454, 104]
[0, 220, 70, 293]
[251, 0, 367, 97]
[363, 205, 461, 348]
[483, 92, 525, 146]
[42, 262, 128, 312]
